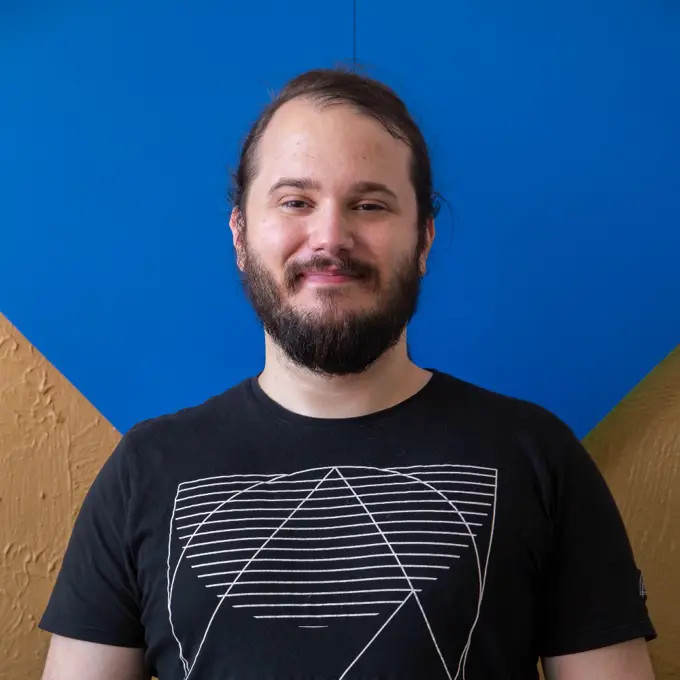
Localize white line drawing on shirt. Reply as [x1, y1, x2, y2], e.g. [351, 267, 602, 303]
[167, 464, 498, 680]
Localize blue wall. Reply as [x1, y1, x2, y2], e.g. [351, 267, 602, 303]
[1, 0, 678, 437]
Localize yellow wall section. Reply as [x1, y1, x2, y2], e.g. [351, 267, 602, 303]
[0, 311, 677, 677]
[584, 345, 680, 678]
[0, 314, 121, 678]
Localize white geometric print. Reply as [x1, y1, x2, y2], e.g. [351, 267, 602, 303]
[167, 464, 498, 680]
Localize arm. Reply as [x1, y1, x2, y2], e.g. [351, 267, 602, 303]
[39, 436, 148, 674]
[543, 638, 655, 680]
[42, 635, 149, 680]
[535, 419, 656, 669]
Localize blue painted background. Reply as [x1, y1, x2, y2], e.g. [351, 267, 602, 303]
[1, 1, 678, 437]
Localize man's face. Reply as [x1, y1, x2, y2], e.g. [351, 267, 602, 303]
[231, 98, 434, 375]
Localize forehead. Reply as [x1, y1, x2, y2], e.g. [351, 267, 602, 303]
[251, 98, 413, 191]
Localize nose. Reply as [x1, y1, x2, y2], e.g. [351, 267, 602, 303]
[307, 204, 355, 254]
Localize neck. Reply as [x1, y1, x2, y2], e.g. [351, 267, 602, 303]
[257, 333, 432, 419]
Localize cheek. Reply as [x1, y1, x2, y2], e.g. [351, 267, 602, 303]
[248, 217, 302, 264]
[366, 228, 417, 268]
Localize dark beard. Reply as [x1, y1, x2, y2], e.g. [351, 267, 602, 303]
[240, 248, 422, 376]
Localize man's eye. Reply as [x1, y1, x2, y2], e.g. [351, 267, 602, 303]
[281, 200, 309, 209]
[356, 203, 385, 211]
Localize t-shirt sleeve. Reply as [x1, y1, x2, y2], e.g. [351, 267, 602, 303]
[537, 422, 657, 658]
[39, 433, 145, 647]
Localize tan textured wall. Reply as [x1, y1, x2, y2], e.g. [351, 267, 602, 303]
[585, 345, 680, 678]
[0, 311, 678, 677]
[0, 314, 120, 678]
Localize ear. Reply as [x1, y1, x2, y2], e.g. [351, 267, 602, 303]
[419, 217, 436, 276]
[229, 208, 246, 271]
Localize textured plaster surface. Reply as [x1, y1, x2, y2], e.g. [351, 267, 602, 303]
[585, 345, 680, 678]
[0, 314, 120, 678]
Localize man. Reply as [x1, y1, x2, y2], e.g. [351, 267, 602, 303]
[40, 68, 656, 679]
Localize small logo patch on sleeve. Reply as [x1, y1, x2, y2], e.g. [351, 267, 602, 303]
[639, 570, 647, 600]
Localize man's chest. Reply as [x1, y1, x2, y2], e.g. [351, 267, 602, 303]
[133, 456, 546, 679]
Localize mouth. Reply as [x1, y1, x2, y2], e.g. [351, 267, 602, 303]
[301, 269, 361, 285]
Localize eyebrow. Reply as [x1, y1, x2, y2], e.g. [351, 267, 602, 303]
[268, 177, 321, 195]
[268, 177, 398, 201]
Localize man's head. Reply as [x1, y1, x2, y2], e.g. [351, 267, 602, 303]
[229, 68, 438, 375]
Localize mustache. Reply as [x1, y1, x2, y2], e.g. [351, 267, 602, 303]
[284, 255, 379, 287]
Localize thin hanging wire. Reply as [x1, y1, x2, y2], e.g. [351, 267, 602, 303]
[352, 0, 357, 70]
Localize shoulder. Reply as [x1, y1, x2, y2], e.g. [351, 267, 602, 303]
[429, 371, 603, 521]
[430, 369, 574, 438]
[115, 377, 254, 458]
[427, 370, 584, 473]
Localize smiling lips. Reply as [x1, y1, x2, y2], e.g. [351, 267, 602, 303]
[302, 268, 359, 284]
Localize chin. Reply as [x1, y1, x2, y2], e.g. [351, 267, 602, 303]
[292, 296, 377, 318]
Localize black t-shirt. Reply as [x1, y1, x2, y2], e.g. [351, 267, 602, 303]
[40, 371, 656, 679]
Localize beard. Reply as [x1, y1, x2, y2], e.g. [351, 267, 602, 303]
[240, 244, 422, 376]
